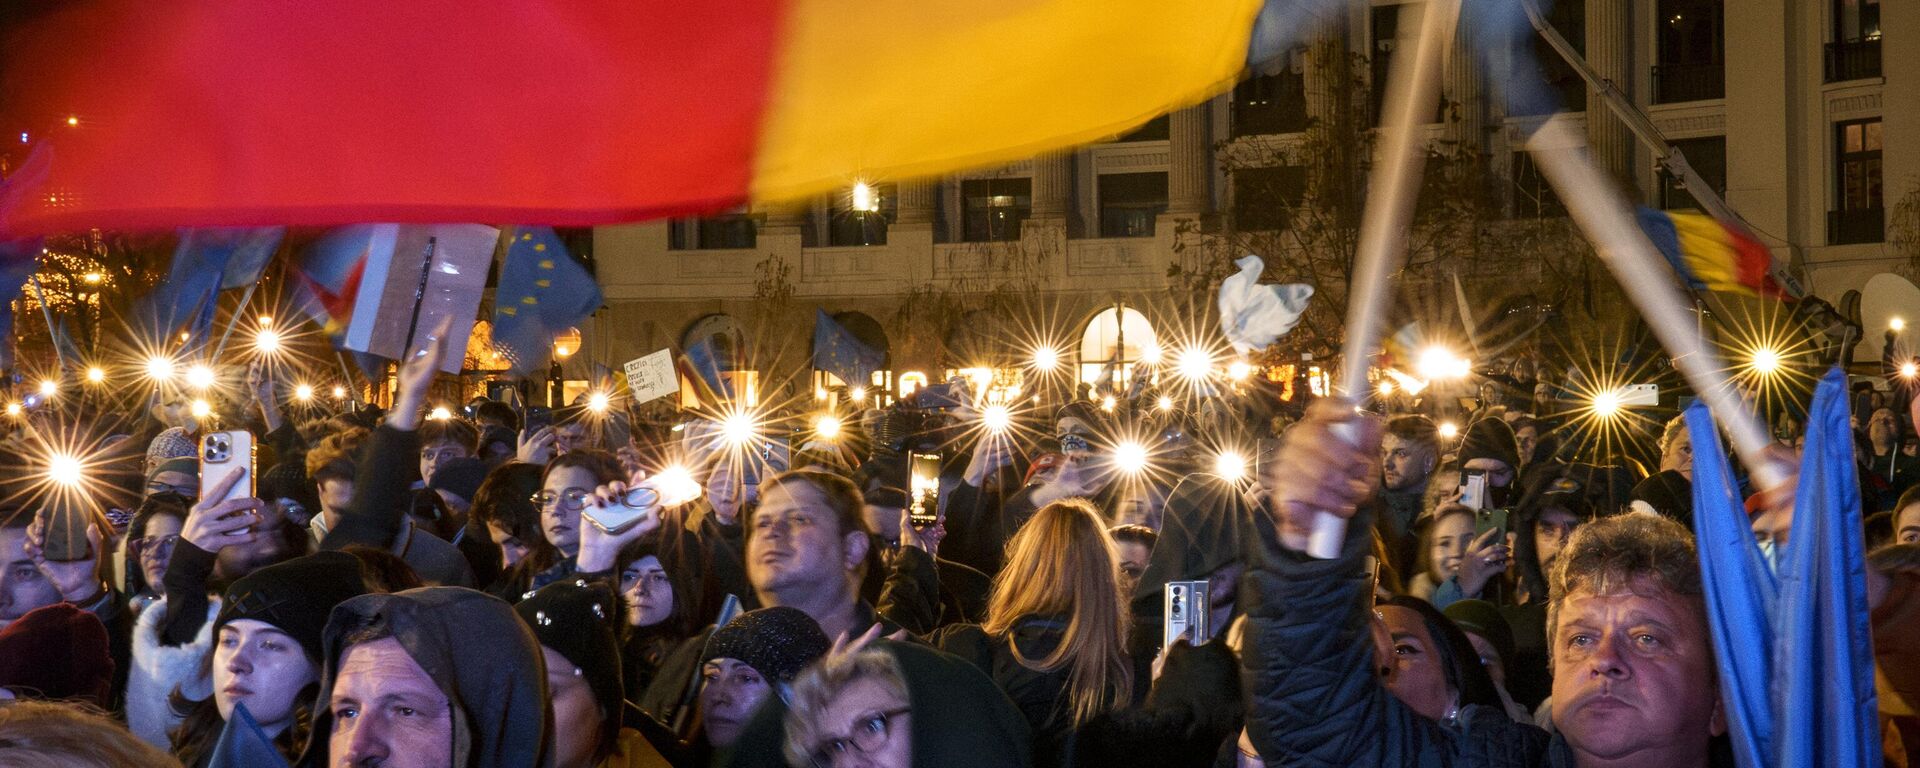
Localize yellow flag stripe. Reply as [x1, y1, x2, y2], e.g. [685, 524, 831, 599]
[752, 0, 1263, 202]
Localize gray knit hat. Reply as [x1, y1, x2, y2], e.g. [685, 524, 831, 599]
[146, 427, 197, 472]
[701, 607, 831, 685]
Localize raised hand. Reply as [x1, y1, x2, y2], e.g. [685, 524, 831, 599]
[575, 476, 665, 572]
[181, 467, 267, 553]
[23, 517, 105, 604]
[389, 315, 456, 431]
[1266, 399, 1383, 553]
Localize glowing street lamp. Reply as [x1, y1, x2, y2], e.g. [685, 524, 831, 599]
[1894, 317, 1907, 332]
[1214, 450, 1248, 483]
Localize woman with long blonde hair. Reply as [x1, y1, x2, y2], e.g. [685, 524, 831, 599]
[933, 498, 1132, 768]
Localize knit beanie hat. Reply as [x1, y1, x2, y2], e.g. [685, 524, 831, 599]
[0, 603, 114, 705]
[515, 581, 625, 748]
[148, 457, 199, 486]
[428, 457, 489, 502]
[1441, 599, 1516, 668]
[216, 551, 369, 662]
[146, 427, 198, 472]
[258, 461, 321, 515]
[701, 607, 831, 685]
[1458, 417, 1520, 470]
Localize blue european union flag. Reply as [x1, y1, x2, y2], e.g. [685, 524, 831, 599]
[683, 335, 732, 400]
[490, 226, 602, 376]
[133, 227, 284, 350]
[812, 309, 883, 388]
[1691, 368, 1877, 768]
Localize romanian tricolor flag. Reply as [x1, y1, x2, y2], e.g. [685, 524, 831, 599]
[0, 1, 1262, 235]
[1635, 207, 1788, 299]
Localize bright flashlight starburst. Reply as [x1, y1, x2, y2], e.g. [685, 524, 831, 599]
[1114, 441, 1150, 474]
[653, 465, 703, 506]
[47, 453, 83, 487]
[37, 380, 56, 397]
[4, 403, 20, 417]
[86, 366, 104, 384]
[146, 356, 176, 381]
[850, 387, 867, 403]
[982, 404, 1011, 433]
[586, 391, 611, 414]
[1437, 421, 1460, 439]
[1031, 347, 1061, 372]
[254, 329, 282, 354]
[1416, 346, 1470, 380]
[428, 407, 452, 421]
[721, 410, 758, 445]
[1156, 396, 1173, 411]
[1747, 347, 1782, 376]
[1138, 343, 1163, 365]
[814, 415, 843, 440]
[1214, 450, 1248, 482]
[1894, 317, 1907, 332]
[294, 384, 314, 401]
[186, 364, 216, 389]
[1176, 348, 1213, 381]
[190, 400, 211, 419]
[332, 386, 347, 400]
[1100, 396, 1116, 412]
[1902, 362, 1919, 379]
[1227, 361, 1253, 381]
[1376, 380, 1395, 396]
[1590, 390, 1622, 418]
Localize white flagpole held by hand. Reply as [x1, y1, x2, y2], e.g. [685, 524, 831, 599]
[1524, 116, 1787, 489]
[1317, 0, 1462, 558]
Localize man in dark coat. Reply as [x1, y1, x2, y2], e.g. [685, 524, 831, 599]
[1243, 402, 1732, 767]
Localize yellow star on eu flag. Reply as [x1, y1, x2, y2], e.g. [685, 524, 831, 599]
[521, 296, 538, 305]
[535, 279, 551, 288]
[538, 259, 554, 270]
[500, 306, 518, 316]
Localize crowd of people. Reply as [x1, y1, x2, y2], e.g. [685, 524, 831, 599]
[1, 324, 1918, 768]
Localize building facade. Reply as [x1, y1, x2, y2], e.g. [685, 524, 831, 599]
[575, 0, 1912, 402]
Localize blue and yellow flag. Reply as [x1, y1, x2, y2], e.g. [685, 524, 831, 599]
[812, 309, 883, 389]
[491, 227, 602, 376]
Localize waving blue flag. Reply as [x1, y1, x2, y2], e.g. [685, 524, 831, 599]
[491, 227, 602, 376]
[207, 702, 289, 768]
[1690, 368, 1877, 768]
[812, 309, 883, 388]
[133, 227, 284, 348]
[683, 335, 733, 401]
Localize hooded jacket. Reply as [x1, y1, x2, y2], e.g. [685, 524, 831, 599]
[297, 587, 552, 768]
[723, 639, 1033, 768]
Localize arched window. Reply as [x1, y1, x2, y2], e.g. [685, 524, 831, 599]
[1078, 305, 1158, 386]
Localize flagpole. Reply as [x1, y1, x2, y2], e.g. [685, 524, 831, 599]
[26, 274, 64, 371]
[1317, 0, 1461, 558]
[1524, 115, 1786, 489]
[211, 279, 262, 362]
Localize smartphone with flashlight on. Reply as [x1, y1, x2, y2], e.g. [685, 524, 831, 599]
[908, 452, 941, 527]
[1458, 469, 1488, 511]
[583, 485, 660, 535]
[199, 430, 257, 507]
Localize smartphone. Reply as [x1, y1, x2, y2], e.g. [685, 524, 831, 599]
[1458, 469, 1488, 511]
[1473, 507, 1509, 542]
[1164, 580, 1212, 646]
[583, 486, 659, 534]
[1619, 383, 1659, 407]
[908, 452, 941, 527]
[524, 405, 554, 434]
[199, 430, 256, 507]
[37, 502, 91, 561]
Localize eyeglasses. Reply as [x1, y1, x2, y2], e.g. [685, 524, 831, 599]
[808, 707, 911, 768]
[532, 488, 591, 511]
[133, 534, 180, 559]
[1058, 434, 1092, 454]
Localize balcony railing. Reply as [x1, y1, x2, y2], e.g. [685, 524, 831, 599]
[1828, 207, 1884, 245]
[1652, 63, 1725, 104]
[1825, 39, 1882, 83]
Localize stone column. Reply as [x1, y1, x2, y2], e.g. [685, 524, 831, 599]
[1166, 104, 1212, 215]
[895, 179, 936, 225]
[1031, 152, 1073, 219]
[1584, 0, 1635, 189]
[1443, 8, 1485, 158]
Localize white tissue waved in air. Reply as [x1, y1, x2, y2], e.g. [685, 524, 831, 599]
[1217, 255, 1313, 355]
